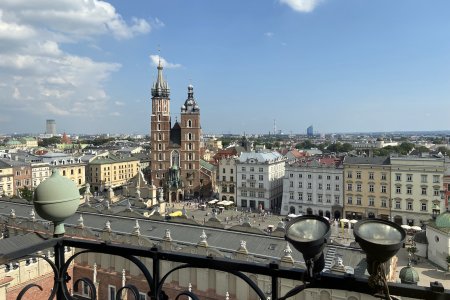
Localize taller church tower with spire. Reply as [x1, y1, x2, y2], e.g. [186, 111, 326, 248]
[150, 61, 202, 201]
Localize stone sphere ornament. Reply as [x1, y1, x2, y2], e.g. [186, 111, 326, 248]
[33, 169, 80, 236]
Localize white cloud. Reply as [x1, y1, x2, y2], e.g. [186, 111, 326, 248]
[0, 0, 153, 118]
[109, 112, 121, 116]
[279, 0, 323, 13]
[264, 32, 274, 38]
[114, 101, 125, 106]
[150, 55, 181, 69]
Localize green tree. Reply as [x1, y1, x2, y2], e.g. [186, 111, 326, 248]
[341, 143, 353, 152]
[398, 142, 414, 155]
[18, 186, 33, 202]
[38, 136, 61, 147]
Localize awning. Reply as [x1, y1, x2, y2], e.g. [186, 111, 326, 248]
[208, 199, 218, 204]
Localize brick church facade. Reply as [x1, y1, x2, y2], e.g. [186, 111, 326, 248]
[150, 60, 202, 201]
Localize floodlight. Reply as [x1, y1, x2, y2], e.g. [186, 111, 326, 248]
[353, 219, 405, 275]
[285, 215, 330, 276]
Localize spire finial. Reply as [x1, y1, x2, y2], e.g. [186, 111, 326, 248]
[157, 44, 162, 68]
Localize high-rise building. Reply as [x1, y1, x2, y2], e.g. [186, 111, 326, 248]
[45, 119, 56, 135]
[150, 60, 202, 201]
[306, 125, 313, 137]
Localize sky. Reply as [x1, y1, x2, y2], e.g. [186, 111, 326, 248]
[1, 0, 450, 135]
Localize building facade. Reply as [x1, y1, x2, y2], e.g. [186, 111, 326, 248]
[0, 159, 32, 196]
[31, 163, 50, 189]
[236, 151, 285, 212]
[0, 162, 14, 197]
[150, 61, 202, 200]
[87, 155, 140, 192]
[280, 158, 343, 219]
[54, 164, 86, 189]
[343, 157, 391, 220]
[389, 157, 445, 226]
[218, 157, 237, 204]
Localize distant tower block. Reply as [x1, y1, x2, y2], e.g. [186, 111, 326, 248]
[46, 119, 56, 135]
[307, 125, 313, 137]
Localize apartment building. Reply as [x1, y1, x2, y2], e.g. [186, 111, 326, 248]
[31, 163, 50, 189]
[390, 156, 445, 226]
[0, 159, 32, 196]
[87, 155, 140, 192]
[54, 164, 86, 189]
[217, 157, 237, 203]
[236, 151, 285, 212]
[0, 161, 14, 197]
[343, 157, 391, 220]
[280, 157, 343, 219]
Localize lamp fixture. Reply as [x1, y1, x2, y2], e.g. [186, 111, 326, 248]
[285, 215, 330, 277]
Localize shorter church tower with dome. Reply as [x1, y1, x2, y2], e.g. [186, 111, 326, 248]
[149, 60, 202, 203]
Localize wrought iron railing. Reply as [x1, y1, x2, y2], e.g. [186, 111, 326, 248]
[2, 235, 449, 300]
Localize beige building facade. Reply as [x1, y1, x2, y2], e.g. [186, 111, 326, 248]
[53, 164, 86, 189]
[343, 157, 391, 220]
[0, 164, 14, 197]
[87, 155, 140, 192]
[218, 157, 237, 203]
[390, 157, 445, 226]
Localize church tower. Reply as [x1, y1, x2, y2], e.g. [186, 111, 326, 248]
[180, 85, 201, 197]
[150, 60, 171, 187]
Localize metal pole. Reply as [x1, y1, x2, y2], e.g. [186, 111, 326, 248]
[54, 240, 66, 299]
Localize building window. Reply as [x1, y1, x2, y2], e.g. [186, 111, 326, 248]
[356, 172, 361, 179]
[335, 185, 339, 191]
[434, 189, 440, 196]
[326, 183, 330, 190]
[289, 192, 294, 199]
[347, 183, 352, 191]
[421, 187, 427, 195]
[298, 193, 303, 201]
[369, 172, 374, 180]
[298, 182, 303, 188]
[308, 174, 312, 179]
[381, 185, 386, 193]
[421, 175, 427, 183]
[335, 175, 340, 180]
[258, 183, 263, 188]
[381, 173, 387, 180]
[407, 186, 412, 194]
[258, 192, 264, 198]
[318, 194, 323, 202]
[396, 174, 401, 181]
[433, 175, 440, 183]
[242, 167, 246, 171]
[259, 168, 263, 172]
[307, 182, 312, 189]
[250, 167, 254, 172]
[369, 197, 374, 206]
[356, 184, 361, 192]
[381, 199, 387, 208]
[347, 196, 352, 204]
[108, 285, 116, 300]
[187, 119, 192, 127]
[356, 197, 361, 205]
[334, 195, 340, 204]
[241, 199, 247, 207]
[250, 174, 254, 180]
[259, 175, 263, 180]
[307, 193, 312, 202]
[395, 201, 401, 209]
[241, 190, 247, 196]
[139, 292, 147, 300]
[327, 175, 331, 180]
[242, 174, 246, 180]
[347, 171, 352, 179]
[250, 182, 255, 188]
[407, 201, 413, 210]
[318, 183, 323, 190]
[241, 182, 246, 187]
[299, 174, 303, 178]
[396, 186, 401, 194]
[421, 202, 427, 211]
[318, 175, 322, 180]
[407, 174, 412, 182]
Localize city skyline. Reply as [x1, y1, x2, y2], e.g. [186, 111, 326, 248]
[1, 0, 450, 135]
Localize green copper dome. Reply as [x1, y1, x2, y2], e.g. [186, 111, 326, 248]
[34, 169, 80, 235]
[435, 211, 450, 228]
[399, 263, 419, 284]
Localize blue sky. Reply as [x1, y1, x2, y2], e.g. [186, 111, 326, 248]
[1, 0, 450, 135]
